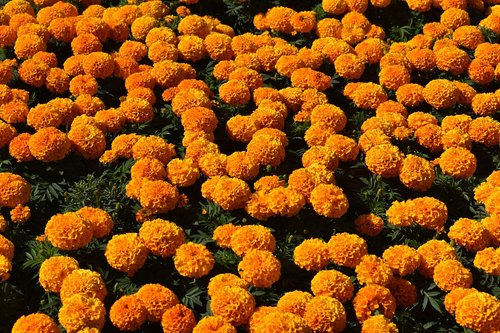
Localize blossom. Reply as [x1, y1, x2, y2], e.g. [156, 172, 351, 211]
[472, 93, 499, 116]
[230, 224, 276, 257]
[448, 218, 490, 252]
[74, 207, 112, 238]
[174, 242, 214, 278]
[207, 273, 248, 298]
[39, 256, 79, 293]
[328, 232, 368, 268]
[304, 296, 346, 333]
[12, 313, 60, 333]
[310, 184, 349, 218]
[474, 247, 500, 276]
[59, 269, 107, 303]
[417, 239, 457, 278]
[455, 291, 500, 333]
[291, 68, 331, 91]
[353, 284, 396, 322]
[293, 238, 330, 271]
[136, 284, 179, 322]
[423, 79, 459, 109]
[45, 213, 93, 251]
[110, 295, 148, 331]
[58, 294, 106, 333]
[311, 269, 354, 303]
[356, 254, 393, 286]
[438, 147, 477, 179]
[276, 291, 313, 316]
[105, 233, 149, 276]
[361, 315, 398, 333]
[210, 286, 256, 326]
[382, 245, 421, 276]
[388, 277, 417, 308]
[68, 124, 106, 160]
[433, 259, 473, 292]
[238, 249, 281, 288]
[132, 136, 176, 164]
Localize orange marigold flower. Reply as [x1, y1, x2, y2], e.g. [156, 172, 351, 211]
[411, 197, 447, 231]
[166, 158, 200, 187]
[468, 59, 495, 86]
[438, 147, 476, 179]
[39, 256, 79, 293]
[173, 242, 214, 278]
[219, 80, 251, 106]
[355, 38, 387, 64]
[365, 144, 404, 178]
[448, 218, 490, 252]
[120, 97, 154, 123]
[70, 74, 98, 96]
[417, 239, 457, 278]
[355, 213, 384, 237]
[0, 235, 13, 260]
[322, 0, 348, 15]
[353, 284, 396, 322]
[455, 291, 500, 333]
[71, 33, 102, 55]
[178, 35, 207, 62]
[383, 245, 421, 277]
[193, 316, 236, 333]
[325, 134, 359, 162]
[444, 287, 477, 315]
[361, 315, 398, 333]
[59, 268, 107, 303]
[386, 200, 413, 227]
[199, 153, 228, 177]
[328, 232, 368, 268]
[277, 290, 313, 316]
[204, 32, 234, 61]
[12, 313, 60, 333]
[304, 296, 346, 333]
[311, 269, 354, 303]
[45, 212, 93, 251]
[27, 127, 70, 162]
[14, 34, 46, 59]
[310, 183, 349, 218]
[293, 238, 330, 271]
[212, 224, 240, 249]
[474, 247, 500, 276]
[10, 204, 30, 223]
[387, 277, 417, 308]
[423, 79, 459, 109]
[238, 249, 281, 288]
[395, 83, 424, 107]
[18, 59, 50, 88]
[291, 68, 331, 91]
[208, 274, 248, 301]
[229, 224, 275, 257]
[482, 216, 500, 246]
[139, 179, 179, 213]
[441, 8, 470, 29]
[138, 218, 184, 258]
[210, 286, 256, 326]
[472, 93, 499, 116]
[58, 294, 105, 332]
[82, 52, 114, 79]
[110, 295, 147, 331]
[161, 304, 196, 333]
[291, 11, 316, 33]
[356, 254, 393, 286]
[68, 124, 106, 159]
[468, 116, 499, 146]
[136, 284, 179, 322]
[352, 82, 388, 110]
[433, 259, 473, 292]
[399, 155, 435, 192]
[76, 207, 113, 239]
[105, 233, 149, 276]
[302, 146, 339, 170]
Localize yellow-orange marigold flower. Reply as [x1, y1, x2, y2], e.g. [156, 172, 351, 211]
[433, 259, 473, 292]
[311, 269, 354, 303]
[174, 242, 214, 278]
[238, 249, 281, 288]
[12, 313, 60, 333]
[277, 290, 313, 316]
[39, 256, 79, 293]
[105, 233, 149, 276]
[455, 291, 500, 333]
[59, 268, 107, 303]
[45, 213, 93, 251]
[136, 283, 179, 322]
[58, 294, 105, 333]
[328, 232, 368, 268]
[304, 296, 346, 333]
[210, 286, 256, 327]
[110, 295, 147, 331]
[448, 218, 490, 252]
[138, 218, 185, 258]
[417, 239, 457, 278]
[293, 238, 330, 271]
[382, 245, 421, 276]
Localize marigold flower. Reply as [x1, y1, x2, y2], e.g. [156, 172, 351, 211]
[398, 155, 435, 191]
[309, 183, 349, 218]
[264, 6, 296, 34]
[445, 288, 479, 318]
[45, 212, 93, 251]
[210, 286, 256, 327]
[9, 204, 29, 223]
[382, 245, 421, 277]
[302, 146, 339, 170]
[433, 259, 473, 292]
[365, 144, 404, 178]
[39, 256, 79, 293]
[354, 213, 384, 237]
[105, 233, 149, 274]
[227, 224, 275, 257]
[18, 58, 50, 88]
[323, 134, 358, 162]
[386, 277, 417, 308]
[448, 218, 490, 252]
[0, 235, 13, 261]
[482, 216, 500, 246]
[138, 179, 179, 213]
[438, 147, 477, 179]
[355, 254, 393, 286]
[59, 268, 107, 303]
[58, 294, 105, 333]
[291, 11, 316, 33]
[417, 239, 457, 277]
[199, 153, 228, 177]
[27, 103, 63, 130]
[110, 295, 147, 331]
[238, 249, 281, 288]
[415, 124, 443, 153]
[132, 136, 176, 164]
[328, 232, 368, 268]
[291, 238, 329, 271]
[291, 68, 331, 91]
[193, 316, 237, 333]
[247, 134, 286, 167]
[474, 247, 500, 276]
[276, 291, 313, 317]
[353, 284, 396, 322]
[408, 112, 436, 132]
[250, 310, 310, 333]
[71, 33, 103, 55]
[361, 315, 398, 333]
[322, 0, 348, 15]
[468, 116, 499, 146]
[26, 127, 69, 162]
[173, 242, 214, 278]
[207, 273, 249, 298]
[410, 197, 447, 231]
[472, 93, 499, 116]
[135, 284, 179, 322]
[455, 291, 500, 333]
[441, 8, 470, 29]
[12, 313, 60, 333]
[304, 296, 346, 333]
[178, 35, 207, 62]
[311, 269, 354, 303]
[138, 218, 184, 257]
